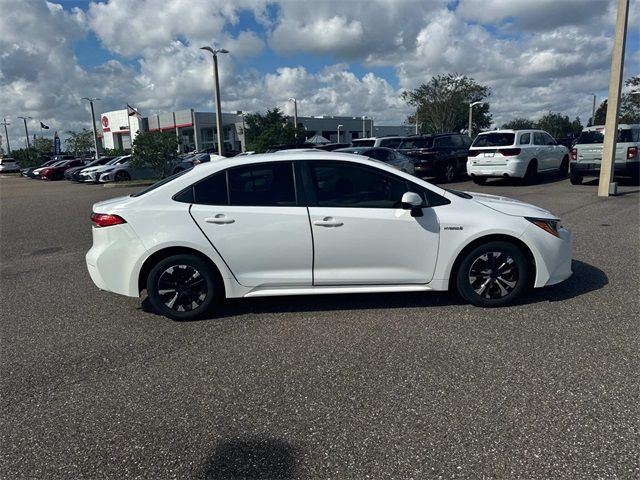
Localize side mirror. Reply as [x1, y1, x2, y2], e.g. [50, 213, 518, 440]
[401, 192, 424, 217]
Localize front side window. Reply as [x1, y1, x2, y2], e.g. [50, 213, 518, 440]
[309, 162, 407, 208]
[533, 132, 546, 145]
[228, 162, 296, 206]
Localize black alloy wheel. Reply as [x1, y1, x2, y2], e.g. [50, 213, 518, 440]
[147, 254, 221, 320]
[115, 171, 131, 182]
[437, 162, 456, 183]
[456, 241, 529, 307]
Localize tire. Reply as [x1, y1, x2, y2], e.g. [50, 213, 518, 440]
[115, 171, 131, 182]
[472, 176, 487, 185]
[146, 254, 222, 321]
[455, 241, 529, 307]
[523, 159, 538, 185]
[558, 156, 569, 177]
[436, 161, 456, 183]
[569, 170, 583, 185]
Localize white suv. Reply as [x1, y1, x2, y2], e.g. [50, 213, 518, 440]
[467, 129, 569, 185]
[0, 157, 20, 173]
[351, 136, 406, 149]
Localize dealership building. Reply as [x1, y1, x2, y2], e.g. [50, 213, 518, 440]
[99, 108, 415, 153]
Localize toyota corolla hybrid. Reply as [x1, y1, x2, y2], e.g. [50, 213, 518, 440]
[86, 151, 573, 320]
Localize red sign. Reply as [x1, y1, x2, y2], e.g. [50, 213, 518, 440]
[101, 116, 109, 128]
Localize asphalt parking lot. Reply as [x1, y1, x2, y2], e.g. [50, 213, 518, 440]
[1, 174, 639, 479]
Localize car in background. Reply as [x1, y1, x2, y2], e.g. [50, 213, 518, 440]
[313, 143, 351, 151]
[467, 129, 569, 185]
[265, 143, 318, 152]
[65, 157, 115, 182]
[40, 159, 85, 180]
[351, 136, 407, 149]
[569, 124, 640, 185]
[79, 156, 131, 183]
[335, 147, 415, 174]
[397, 133, 471, 183]
[31, 160, 69, 179]
[86, 150, 573, 321]
[0, 158, 20, 173]
[97, 157, 157, 183]
[21, 159, 58, 178]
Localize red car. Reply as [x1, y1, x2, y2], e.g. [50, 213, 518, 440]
[40, 159, 84, 180]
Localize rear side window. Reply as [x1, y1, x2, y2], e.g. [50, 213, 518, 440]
[472, 133, 515, 147]
[519, 133, 531, 145]
[228, 162, 296, 206]
[193, 172, 228, 205]
[379, 138, 402, 148]
[399, 137, 433, 149]
[352, 139, 375, 147]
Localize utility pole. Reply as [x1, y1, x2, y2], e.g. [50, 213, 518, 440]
[362, 116, 366, 137]
[289, 98, 298, 128]
[415, 110, 419, 135]
[590, 93, 597, 125]
[598, 0, 629, 197]
[1, 118, 10, 155]
[82, 97, 101, 160]
[200, 46, 228, 156]
[18, 116, 32, 150]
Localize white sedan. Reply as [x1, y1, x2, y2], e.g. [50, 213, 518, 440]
[86, 151, 573, 320]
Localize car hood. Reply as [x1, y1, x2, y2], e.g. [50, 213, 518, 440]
[467, 192, 556, 219]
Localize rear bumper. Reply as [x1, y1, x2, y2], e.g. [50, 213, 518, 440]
[571, 160, 639, 177]
[467, 159, 529, 178]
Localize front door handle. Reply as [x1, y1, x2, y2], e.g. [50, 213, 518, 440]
[205, 214, 235, 224]
[313, 217, 343, 227]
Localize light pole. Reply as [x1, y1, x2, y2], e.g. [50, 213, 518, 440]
[17, 116, 32, 150]
[82, 97, 101, 160]
[589, 93, 597, 125]
[415, 110, 419, 135]
[1, 118, 10, 155]
[240, 112, 247, 152]
[200, 46, 229, 156]
[370, 117, 374, 137]
[337, 124, 343, 143]
[468, 101, 482, 138]
[362, 116, 366, 137]
[289, 97, 298, 128]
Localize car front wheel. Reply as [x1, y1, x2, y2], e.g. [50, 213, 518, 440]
[146, 254, 221, 321]
[456, 241, 529, 307]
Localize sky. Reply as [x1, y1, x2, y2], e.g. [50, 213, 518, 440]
[0, 0, 639, 149]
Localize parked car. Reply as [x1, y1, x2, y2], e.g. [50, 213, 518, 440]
[31, 160, 68, 179]
[569, 124, 640, 185]
[97, 158, 158, 183]
[467, 129, 569, 185]
[0, 158, 20, 173]
[86, 151, 573, 321]
[21, 160, 58, 178]
[52, 154, 76, 162]
[352, 136, 407, 149]
[170, 153, 211, 175]
[65, 157, 115, 182]
[397, 133, 471, 183]
[40, 159, 85, 180]
[335, 147, 415, 174]
[313, 143, 351, 151]
[78, 156, 131, 183]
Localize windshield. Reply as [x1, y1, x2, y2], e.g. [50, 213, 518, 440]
[398, 138, 433, 149]
[472, 133, 515, 147]
[576, 129, 635, 144]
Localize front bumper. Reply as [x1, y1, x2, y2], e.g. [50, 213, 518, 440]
[571, 160, 639, 178]
[524, 223, 573, 288]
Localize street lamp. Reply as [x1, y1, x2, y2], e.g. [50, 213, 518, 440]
[468, 101, 483, 138]
[289, 97, 298, 128]
[82, 97, 101, 160]
[589, 93, 597, 125]
[337, 124, 343, 143]
[1, 118, 10, 155]
[17, 116, 32, 150]
[362, 115, 366, 137]
[200, 46, 229, 156]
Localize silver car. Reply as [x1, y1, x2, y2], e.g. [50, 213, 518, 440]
[97, 158, 157, 183]
[570, 124, 640, 184]
[335, 147, 415, 174]
[78, 156, 131, 183]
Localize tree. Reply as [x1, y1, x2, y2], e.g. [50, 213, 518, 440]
[33, 137, 53, 160]
[103, 147, 126, 157]
[401, 73, 491, 135]
[535, 111, 581, 138]
[245, 108, 307, 153]
[130, 131, 178, 178]
[11, 148, 37, 167]
[65, 129, 94, 157]
[502, 118, 536, 130]
[587, 76, 640, 126]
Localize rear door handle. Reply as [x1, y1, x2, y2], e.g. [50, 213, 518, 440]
[313, 217, 343, 227]
[205, 214, 235, 224]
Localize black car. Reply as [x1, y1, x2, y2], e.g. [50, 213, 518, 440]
[397, 133, 472, 183]
[65, 157, 114, 182]
[20, 159, 58, 178]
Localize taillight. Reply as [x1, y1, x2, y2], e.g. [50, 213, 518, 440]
[571, 148, 577, 161]
[468, 150, 481, 157]
[498, 148, 521, 156]
[628, 146, 638, 159]
[91, 213, 126, 228]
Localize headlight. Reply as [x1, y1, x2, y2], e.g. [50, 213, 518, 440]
[526, 217, 560, 237]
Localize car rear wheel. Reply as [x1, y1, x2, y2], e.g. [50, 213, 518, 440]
[115, 171, 131, 182]
[558, 156, 569, 177]
[456, 241, 529, 307]
[523, 159, 538, 185]
[472, 176, 487, 185]
[147, 254, 222, 321]
[437, 162, 456, 183]
[569, 170, 583, 185]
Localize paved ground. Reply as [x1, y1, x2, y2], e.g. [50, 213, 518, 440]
[1, 174, 639, 479]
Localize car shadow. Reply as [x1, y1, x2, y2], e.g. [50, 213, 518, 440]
[140, 260, 607, 321]
[204, 439, 298, 480]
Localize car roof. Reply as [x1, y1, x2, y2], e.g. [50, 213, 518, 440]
[583, 124, 640, 131]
